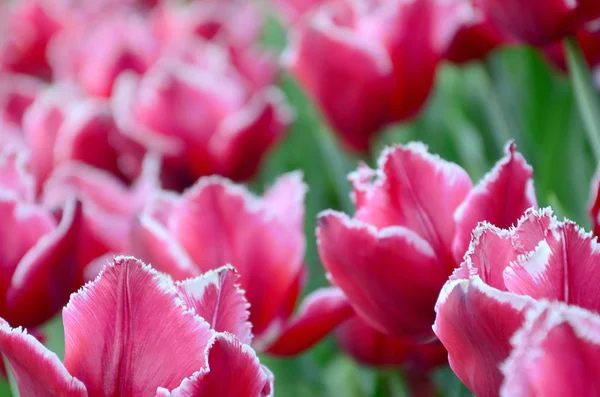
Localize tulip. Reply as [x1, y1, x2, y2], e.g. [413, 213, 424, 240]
[113, 39, 291, 188]
[317, 141, 536, 341]
[0, 0, 64, 79]
[0, 256, 274, 396]
[590, 168, 600, 236]
[544, 27, 600, 71]
[48, 11, 159, 97]
[472, 0, 600, 45]
[284, 0, 475, 151]
[0, 146, 86, 328]
[0, 73, 43, 130]
[434, 207, 600, 396]
[23, 83, 144, 188]
[130, 172, 353, 353]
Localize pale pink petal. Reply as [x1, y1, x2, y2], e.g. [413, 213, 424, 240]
[0, 72, 43, 127]
[0, 323, 87, 396]
[317, 210, 446, 340]
[501, 303, 600, 396]
[433, 276, 536, 397]
[0, 146, 35, 202]
[266, 287, 354, 356]
[354, 144, 472, 269]
[63, 256, 213, 396]
[262, 170, 307, 231]
[169, 177, 305, 336]
[168, 333, 273, 397]
[176, 265, 252, 344]
[452, 141, 536, 261]
[5, 199, 84, 328]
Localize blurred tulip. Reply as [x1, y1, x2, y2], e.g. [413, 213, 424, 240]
[544, 26, 600, 72]
[500, 303, 600, 396]
[23, 83, 145, 188]
[590, 167, 600, 237]
[473, 0, 600, 45]
[434, 207, 600, 396]
[0, 146, 87, 328]
[285, 0, 463, 151]
[0, 73, 44, 129]
[113, 40, 291, 188]
[317, 141, 536, 341]
[48, 11, 159, 97]
[130, 172, 352, 353]
[0, 257, 274, 396]
[0, 0, 64, 79]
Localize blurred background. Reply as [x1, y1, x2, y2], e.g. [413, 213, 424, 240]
[0, 0, 598, 395]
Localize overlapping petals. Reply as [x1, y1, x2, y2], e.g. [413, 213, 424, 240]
[472, 0, 600, 45]
[0, 256, 273, 396]
[317, 142, 536, 340]
[434, 207, 600, 396]
[113, 39, 291, 188]
[0, 146, 86, 328]
[285, 0, 455, 151]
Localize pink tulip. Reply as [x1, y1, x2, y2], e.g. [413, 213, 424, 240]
[0, 146, 86, 328]
[0, 257, 274, 396]
[434, 207, 600, 396]
[317, 141, 536, 341]
[129, 172, 353, 354]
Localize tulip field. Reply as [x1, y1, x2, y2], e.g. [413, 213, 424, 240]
[1, 0, 600, 396]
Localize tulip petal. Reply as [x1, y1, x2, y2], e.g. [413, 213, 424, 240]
[354, 144, 472, 269]
[168, 333, 273, 397]
[266, 287, 354, 355]
[0, 323, 87, 396]
[318, 211, 446, 340]
[433, 276, 535, 397]
[336, 315, 447, 369]
[0, 146, 35, 202]
[62, 256, 213, 396]
[169, 176, 305, 335]
[589, 166, 600, 237]
[5, 199, 84, 327]
[176, 266, 252, 344]
[500, 303, 600, 396]
[453, 141, 536, 261]
[262, 170, 307, 232]
[503, 221, 600, 312]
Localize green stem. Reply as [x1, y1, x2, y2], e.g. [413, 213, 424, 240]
[564, 36, 600, 163]
[3, 356, 20, 397]
[480, 60, 515, 152]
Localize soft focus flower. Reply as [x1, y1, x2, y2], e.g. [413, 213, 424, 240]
[317, 141, 536, 341]
[0, 0, 64, 79]
[284, 0, 455, 151]
[129, 172, 352, 353]
[590, 167, 600, 237]
[0, 73, 43, 131]
[0, 146, 86, 328]
[472, 0, 600, 45]
[22, 83, 144, 188]
[113, 39, 291, 188]
[434, 207, 600, 396]
[48, 11, 159, 97]
[0, 256, 274, 396]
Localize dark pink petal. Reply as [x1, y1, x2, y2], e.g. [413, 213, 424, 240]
[167, 333, 273, 397]
[354, 144, 472, 269]
[336, 315, 447, 369]
[503, 220, 600, 312]
[284, 3, 394, 151]
[209, 89, 291, 181]
[500, 303, 600, 396]
[590, 166, 600, 237]
[0, 323, 87, 396]
[4, 199, 84, 328]
[433, 276, 536, 397]
[169, 176, 305, 336]
[0, 147, 35, 202]
[176, 266, 252, 345]
[460, 208, 555, 290]
[317, 211, 446, 340]
[453, 142, 536, 262]
[265, 287, 354, 356]
[63, 256, 213, 396]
